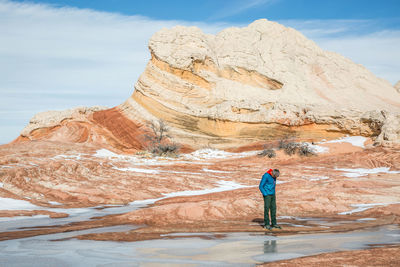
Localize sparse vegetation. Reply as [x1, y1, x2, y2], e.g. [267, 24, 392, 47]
[258, 148, 276, 158]
[144, 119, 180, 157]
[150, 143, 180, 157]
[283, 142, 299, 155]
[276, 136, 317, 157]
[298, 143, 316, 156]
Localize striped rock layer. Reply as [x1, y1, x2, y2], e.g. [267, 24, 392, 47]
[18, 19, 400, 150]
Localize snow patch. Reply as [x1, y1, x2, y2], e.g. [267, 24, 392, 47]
[112, 167, 160, 174]
[339, 202, 400, 215]
[52, 154, 82, 160]
[184, 149, 258, 160]
[336, 167, 400, 178]
[162, 180, 251, 198]
[305, 143, 329, 154]
[94, 149, 122, 158]
[322, 136, 367, 148]
[128, 180, 252, 207]
[309, 176, 329, 181]
[48, 201, 63, 206]
[0, 182, 3, 188]
[203, 168, 232, 173]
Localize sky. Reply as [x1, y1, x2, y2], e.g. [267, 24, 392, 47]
[0, 0, 399, 144]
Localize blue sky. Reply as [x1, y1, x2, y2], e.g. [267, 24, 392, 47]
[0, 0, 399, 144]
[10, 0, 400, 22]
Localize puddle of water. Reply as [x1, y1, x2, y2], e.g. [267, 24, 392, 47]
[0, 225, 398, 266]
[0, 179, 251, 232]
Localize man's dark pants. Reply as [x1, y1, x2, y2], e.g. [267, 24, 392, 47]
[263, 194, 276, 226]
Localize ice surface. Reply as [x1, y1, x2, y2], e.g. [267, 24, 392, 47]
[160, 232, 214, 237]
[336, 167, 400, 178]
[0, 215, 49, 222]
[0, 225, 398, 266]
[0, 197, 41, 210]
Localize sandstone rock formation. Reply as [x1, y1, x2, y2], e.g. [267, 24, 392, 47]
[17, 19, 400, 149]
[120, 19, 400, 148]
[395, 80, 400, 93]
[15, 106, 149, 153]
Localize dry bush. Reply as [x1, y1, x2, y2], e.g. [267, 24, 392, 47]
[278, 136, 316, 157]
[144, 119, 180, 157]
[258, 148, 276, 158]
[284, 142, 299, 155]
[298, 143, 316, 156]
[150, 143, 180, 157]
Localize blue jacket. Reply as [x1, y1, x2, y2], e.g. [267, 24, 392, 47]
[259, 172, 275, 196]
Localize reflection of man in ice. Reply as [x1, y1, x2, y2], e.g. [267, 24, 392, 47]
[263, 240, 277, 253]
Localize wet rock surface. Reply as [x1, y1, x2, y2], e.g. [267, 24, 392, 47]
[1, 139, 399, 239]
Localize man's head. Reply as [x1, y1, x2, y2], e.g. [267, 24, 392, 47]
[272, 169, 280, 178]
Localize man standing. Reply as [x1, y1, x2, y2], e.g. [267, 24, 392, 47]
[259, 168, 281, 230]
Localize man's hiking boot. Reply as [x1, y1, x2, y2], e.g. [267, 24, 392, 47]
[271, 224, 281, 229]
[264, 225, 272, 230]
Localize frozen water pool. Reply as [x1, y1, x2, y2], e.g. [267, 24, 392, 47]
[0, 224, 398, 266]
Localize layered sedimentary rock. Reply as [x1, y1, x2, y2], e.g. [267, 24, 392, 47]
[18, 19, 400, 149]
[118, 19, 400, 148]
[16, 106, 149, 153]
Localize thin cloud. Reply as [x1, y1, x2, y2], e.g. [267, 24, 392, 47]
[0, 0, 228, 143]
[209, 0, 278, 20]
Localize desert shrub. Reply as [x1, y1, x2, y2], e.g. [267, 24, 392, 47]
[144, 119, 180, 157]
[276, 136, 318, 157]
[297, 143, 316, 157]
[258, 148, 276, 158]
[284, 142, 299, 155]
[151, 143, 180, 157]
[278, 138, 288, 149]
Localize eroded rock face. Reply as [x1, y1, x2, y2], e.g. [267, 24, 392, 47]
[120, 19, 400, 148]
[16, 106, 149, 153]
[15, 19, 400, 150]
